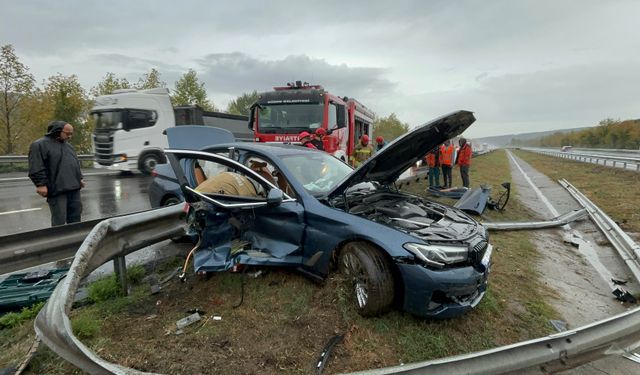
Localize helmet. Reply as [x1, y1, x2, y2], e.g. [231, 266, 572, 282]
[315, 128, 327, 136]
[361, 134, 369, 144]
[298, 131, 311, 142]
[375, 136, 384, 144]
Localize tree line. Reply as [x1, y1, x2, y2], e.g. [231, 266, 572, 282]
[1, 44, 409, 155]
[513, 118, 640, 149]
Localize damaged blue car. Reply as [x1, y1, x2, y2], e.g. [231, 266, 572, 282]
[165, 110, 492, 319]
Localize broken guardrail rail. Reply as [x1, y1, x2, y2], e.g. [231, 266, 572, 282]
[559, 178, 640, 284]
[483, 208, 588, 231]
[33, 204, 640, 374]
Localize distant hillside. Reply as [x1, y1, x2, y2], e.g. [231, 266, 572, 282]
[472, 127, 593, 147]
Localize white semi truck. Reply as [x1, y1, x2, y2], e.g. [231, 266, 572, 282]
[90, 88, 251, 174]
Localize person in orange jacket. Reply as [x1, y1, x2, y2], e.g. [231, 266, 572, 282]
[425, 147, 440, 188]
[456, 137, 472, 188]
[439, 140, 455, 188]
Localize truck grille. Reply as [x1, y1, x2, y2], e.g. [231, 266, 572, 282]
[93, 132, 115, 165]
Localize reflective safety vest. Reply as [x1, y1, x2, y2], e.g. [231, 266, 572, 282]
[426, 153, 436, 168]
[440, 144, 454, 166]
[351, 143, 374, 167]
[457, 143, 472, 166]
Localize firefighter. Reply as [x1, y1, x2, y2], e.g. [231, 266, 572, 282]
[311, 128, 326, 150]
[195, 171, 263, 197]
[298, 131, 317, 149]
[350, 134, 374, 167]
[456, 137, 473, 188]
[440, 140, 455, 188]
[375, 136, 386, 151]
[426, 147, 440, 188]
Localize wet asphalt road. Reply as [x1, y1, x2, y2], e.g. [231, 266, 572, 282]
[0, 170, 154, 236]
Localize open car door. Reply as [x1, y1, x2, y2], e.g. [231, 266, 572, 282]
[165, 148, 305, 273]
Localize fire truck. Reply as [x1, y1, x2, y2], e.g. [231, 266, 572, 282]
[248, 81, 375, 162]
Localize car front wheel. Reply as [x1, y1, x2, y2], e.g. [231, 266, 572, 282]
[339, 242, 394, 316]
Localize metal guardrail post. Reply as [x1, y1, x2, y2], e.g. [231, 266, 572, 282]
[113, 256, 128, 295]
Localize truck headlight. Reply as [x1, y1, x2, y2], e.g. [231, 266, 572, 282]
[403, 243, 468, 268]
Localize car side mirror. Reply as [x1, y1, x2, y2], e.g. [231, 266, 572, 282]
[266, 188, 284, 207]
[335, 104, 347, 129]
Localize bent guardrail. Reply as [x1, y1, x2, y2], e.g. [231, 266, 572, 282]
[31, 204, 640, 374]
[0, 155, 94, 164]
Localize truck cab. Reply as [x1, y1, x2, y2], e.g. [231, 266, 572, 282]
[91, 88, 174, 174]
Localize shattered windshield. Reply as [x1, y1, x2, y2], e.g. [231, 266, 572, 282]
[280, 152, 352, 194]
[92, 111, 123, 131]
[258, 103, 324, 133]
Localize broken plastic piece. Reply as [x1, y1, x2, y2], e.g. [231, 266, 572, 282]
[612, 278, 628, 286]
[213, 316, 222, 321]
[549, 319, 568, 332]
[454, 186, 491, 215]
[612, 288, 637, 303]
[176, 312, 201, 329]
[315, 334, 344, 375]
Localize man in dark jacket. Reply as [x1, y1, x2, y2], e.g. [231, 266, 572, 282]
[28, 121, 85, 226]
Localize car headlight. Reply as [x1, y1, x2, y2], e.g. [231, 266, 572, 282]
[403, 243, 469, 268]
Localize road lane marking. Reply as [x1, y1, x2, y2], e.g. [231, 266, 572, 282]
[0, 208, 42, 216]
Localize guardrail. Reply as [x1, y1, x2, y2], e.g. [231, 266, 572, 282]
[0, 154, 94, 163]
[26, 204, 640, 374]
[559, 178, 640, 283]
[521, 148, 640, 171]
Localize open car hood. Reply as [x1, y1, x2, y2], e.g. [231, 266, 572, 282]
[327, 110, 476, 198]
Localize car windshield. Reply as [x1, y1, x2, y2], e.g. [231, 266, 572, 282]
[92, 111, 123, 130]
[280, 152, 353, 194]
[258, 103, 324, 133]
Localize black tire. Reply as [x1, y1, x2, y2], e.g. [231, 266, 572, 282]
[339, 242, 394, 316]
[139, 153, 162, 175]
[162, 196, 182, 207]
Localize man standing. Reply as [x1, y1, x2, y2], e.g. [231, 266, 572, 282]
[375, 136, 386, 151]
[350, 135, 374, 167]
[28, 121, 85, 226]
[425, 147, 440, 188]
[456, 137, 472, 188]
[440, 140, 455, 188]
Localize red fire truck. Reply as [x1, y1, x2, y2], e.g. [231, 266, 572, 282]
[248, 81, 375, 162]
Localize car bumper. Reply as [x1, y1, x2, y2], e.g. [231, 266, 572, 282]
[396, 245, 492, 319]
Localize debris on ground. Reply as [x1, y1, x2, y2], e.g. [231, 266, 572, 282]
[176, 312, 201, 329]
[315, 334, 344, 375]
[549, 320, 568, 332]
[612, 278, 628, 286]
[612, 288, 637, 303]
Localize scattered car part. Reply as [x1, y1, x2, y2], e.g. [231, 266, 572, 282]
[454, 186, 492, 215]
[613, 288, 637, 304]
[612, 278, 628, 286]
[487, 182, 511, 211]
[0, 268, 68, 311]
[559, 178, 640, 284]
[549, 320, 568, 332]
[426, 186, 469, 199]
[176, 312, 202, 329]
[623, 351, 640, 364]
[482, 209, 588, 231]
[315, 334, 344, 375]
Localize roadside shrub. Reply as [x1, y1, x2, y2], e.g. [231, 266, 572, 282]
[0, 302, 45, 329]
[88, 275, 122, 303]
[126, 265, 146, 284]
[71, 313, 101, 339]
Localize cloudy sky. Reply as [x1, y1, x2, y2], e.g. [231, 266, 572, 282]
[2, 0, 639, 138]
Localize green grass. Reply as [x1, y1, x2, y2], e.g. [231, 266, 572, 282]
[0, 302, 45, 329]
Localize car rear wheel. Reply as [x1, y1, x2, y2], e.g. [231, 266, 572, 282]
[339, 242, 394, 316]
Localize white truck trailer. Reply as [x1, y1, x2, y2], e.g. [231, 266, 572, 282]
[90, 88, 251, 174]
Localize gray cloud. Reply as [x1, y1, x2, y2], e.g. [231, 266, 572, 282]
[196, 53, 397, 102]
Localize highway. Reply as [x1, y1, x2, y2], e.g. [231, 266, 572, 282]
[0, 170, 154, 236]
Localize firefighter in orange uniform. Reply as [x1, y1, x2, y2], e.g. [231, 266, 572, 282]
[439, 140, 455, 188]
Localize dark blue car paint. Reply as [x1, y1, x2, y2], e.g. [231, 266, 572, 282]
[164, 111, 491, 318]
